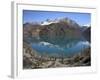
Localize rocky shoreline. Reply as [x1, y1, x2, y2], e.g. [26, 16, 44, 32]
[23, 42, 91, 69]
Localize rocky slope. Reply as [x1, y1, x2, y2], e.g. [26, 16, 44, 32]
[23, 42, 91, 69]
[82, 27, 91, 42]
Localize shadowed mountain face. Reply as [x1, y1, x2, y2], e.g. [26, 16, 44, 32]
[39, 21, 82, 46]
[82, 27, 91, 42]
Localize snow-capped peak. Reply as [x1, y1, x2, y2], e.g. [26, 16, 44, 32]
[41, 21, 54, 25]
[41, 19, 59, 25]
[83, 24, 91, 27]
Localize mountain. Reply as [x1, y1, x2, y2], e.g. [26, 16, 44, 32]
[23, 18, 82, 45]
[82, 27, 91, 42]
[39, 18, 82, 45]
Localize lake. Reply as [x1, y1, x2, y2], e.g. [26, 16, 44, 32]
[31, 37, 90, 57]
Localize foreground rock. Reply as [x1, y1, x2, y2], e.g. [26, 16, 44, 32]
[23, 42, 91, 69]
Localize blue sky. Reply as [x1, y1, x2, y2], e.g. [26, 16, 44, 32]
[23, 10, 91, 26]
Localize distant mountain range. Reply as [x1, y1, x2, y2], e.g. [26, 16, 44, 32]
[23, 18, 91, 44]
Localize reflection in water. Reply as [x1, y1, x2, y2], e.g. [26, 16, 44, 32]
[31, 36, 90, 57]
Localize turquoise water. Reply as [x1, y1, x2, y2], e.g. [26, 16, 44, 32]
[31, 38, 90, 57]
